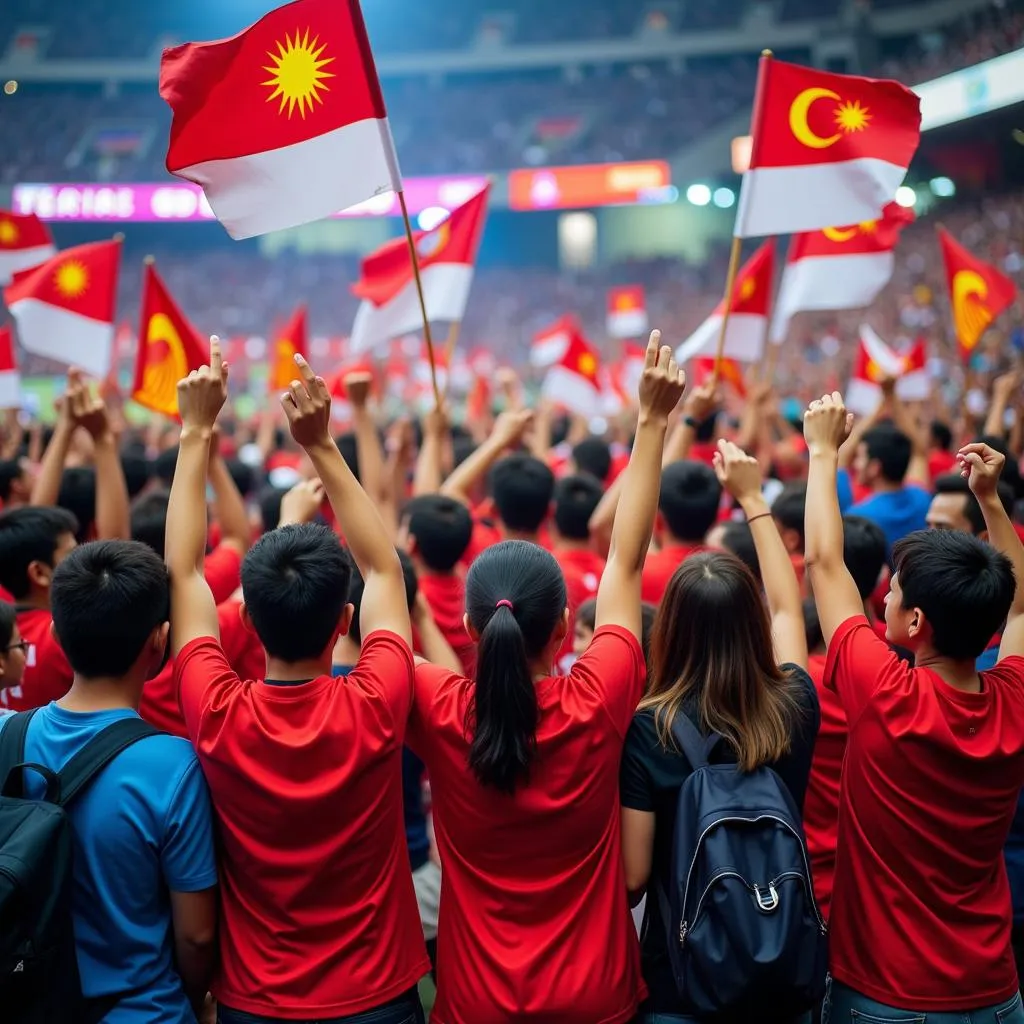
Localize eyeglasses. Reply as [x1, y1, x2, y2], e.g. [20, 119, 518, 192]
[6, 641, 28, 654]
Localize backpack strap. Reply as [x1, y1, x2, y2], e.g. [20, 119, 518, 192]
[669, 711, 721, 770]
[55, 718, 161, 808]
[0, 708, 53, 798]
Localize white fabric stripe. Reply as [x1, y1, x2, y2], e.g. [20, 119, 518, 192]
[735, 158, 909, 239]
[8, 299, 113, 377]
[674, 312, 767, 364]
[348, 262, 474, 355]
[0, 246, 56, 286]
[541, 367, 602, 417]
[0, 370, 20, 409]
[770, 252, 894, 343]
[530, 333, 571, 367]
[845, 377, 882, 417]
[859, 325, 905, 376]
[607, 309, 649, 338]
[176, 118, 402, 240]
[898, 369, 930, 402]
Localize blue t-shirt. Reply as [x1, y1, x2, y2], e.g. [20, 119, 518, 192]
[0, 704, 217, 1024]
[848, 484, 932, 553]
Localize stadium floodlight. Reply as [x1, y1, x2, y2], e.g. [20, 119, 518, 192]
[417, 206, 450, 231]
[894, 185, 917, 208]
[686, 184, 712, 206]
[3, 80, 17, 95]
[712, 187, 736, 209]
[929, 176, 956, 198]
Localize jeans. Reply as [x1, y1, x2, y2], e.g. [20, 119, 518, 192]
[639, 1015, 812, 1023]
[217, 988, 426, 1024]
[823, 980, 1024, 1023]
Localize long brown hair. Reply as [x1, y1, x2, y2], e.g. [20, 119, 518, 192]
[641, 551, 802, 771]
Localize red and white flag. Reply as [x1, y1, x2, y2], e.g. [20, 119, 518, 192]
[160, 0, 402, 239]
[530, 315, 576, 368]
[541, 331, 602, 418]
[845, 325, 929, 415]
[348, 185, 490, 354]
[735, 58, 921, 238]
[606, 286, 648, 338]
[0, 211, 55, 285]
[675, 241, 775, 364]
[600, 343, 647, 414]
[3, 239, 121, 378]
[0, 326, 21, 409]
[771, 202, 913, 343]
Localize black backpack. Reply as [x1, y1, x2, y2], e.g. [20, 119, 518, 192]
[655, 713, 828, 1019]
[0, 709, 160, 1024]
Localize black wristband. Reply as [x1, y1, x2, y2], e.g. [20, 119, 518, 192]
[747, 512, 772, 525]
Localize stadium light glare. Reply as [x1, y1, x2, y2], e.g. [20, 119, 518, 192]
[712, 187, 736, 209]
[686, 184, 712, 207]
[417, 206, 450, 231]
[929, 176, 956, 198]
[894, 185, 917, 208]
[3, 80, 17, 96]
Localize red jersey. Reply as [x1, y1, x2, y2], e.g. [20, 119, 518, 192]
[418, 572, 476, 677]
[408, 626, 647, 1024]
[205, 543, 243, 605]
[826, 616, 1024, 1009]
[801, 652, 845, 921]
[641, 543, 702, 605]
[175, 631, 429, 1017]
[553, 547, 605, 601]
[928, 449, 958, 481]
[1, 608, 73, 712]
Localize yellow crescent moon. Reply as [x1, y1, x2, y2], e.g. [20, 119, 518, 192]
[952, 270, 993, 350]
[144, 312, 189, 415]
[789, 88, 841, 149]
[822, 225, 858, 243]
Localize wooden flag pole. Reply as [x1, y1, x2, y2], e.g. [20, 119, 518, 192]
[711, 235, 744, 388]
[442, 320, 462, 399]
[397, 190, 442, 408]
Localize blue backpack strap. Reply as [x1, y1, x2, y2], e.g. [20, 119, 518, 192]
[0, 708, 42, 798]
[669, 710, 720, 769]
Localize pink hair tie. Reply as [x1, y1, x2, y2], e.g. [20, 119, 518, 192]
[495, 599, 514, 611]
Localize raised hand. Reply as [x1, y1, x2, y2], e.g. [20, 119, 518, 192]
[713, 439, 762, 504]
[177, 335, 228, 433]
[957, 442, 1005, 499]
[278, 478, 326, 526]
[67, 376, 112, 441]
[281, 352, 332, 450]
[638, 329, 686, 421]
[803, 392, 853, 455]
[343, 371, 374, 410]
[491, 408, 534, 449]
[683, 381, 721, 424]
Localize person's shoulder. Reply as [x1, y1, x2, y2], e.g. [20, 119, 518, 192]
[988, 656, 1024, 690]
[119, 731, 200, 776]
[625, 706, 661, 749]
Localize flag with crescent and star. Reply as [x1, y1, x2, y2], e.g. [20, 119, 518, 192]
[734, 58, 921, 239]
[160, 0, 402, 240]
[770, 201, 914, 343]
[937, 227, 1018, 361]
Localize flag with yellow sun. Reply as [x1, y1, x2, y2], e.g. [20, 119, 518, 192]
[160, 0, 402, 240]
[268, 305, 308, 391]
[0, 210, 55, 285]
[734, 56, 922, 238]
[2, 238, 121, 378]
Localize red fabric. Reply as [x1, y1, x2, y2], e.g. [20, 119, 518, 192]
[407, 626, 647, 1024]
[418, 573, 475, 677]
[204, 543, 243, 605]
[1014, 523, 1024, 547]
[641, 543, 702, 605]
[175, 630, 429, 1017]
[461, 516, 501, 567]
[788, 201, 913, 261]
[928, 449, 958, 481]
[825, 616, 1024, 1009]
[4, 239, 120, 322]
[0, 210, 53, 252]
[687, 442, 716, 467]
[554, 548, 605, 602]
[0, 608, 72, 712]
[268, 305, 308, 392]
[802, 652, 846, 921]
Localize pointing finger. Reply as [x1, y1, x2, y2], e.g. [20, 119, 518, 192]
[209, 336, 222, 378]
[645, 330, 661, 369]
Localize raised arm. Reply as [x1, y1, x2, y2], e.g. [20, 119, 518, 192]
[714, 440, 807, 669]
[346, 372, 386, 506]
[440, 408, 533, 507]
[885, 379, 930, 487]
[166, 338, 228, 655]
[983, 372, 1019, 440]
[595, 331, 685, 640]
[281, 355, 411, 646]
[663, 383, 718, 465]
[73, 386, 130, 540]
[803, 392, 864, 646]
[413, 405, 448, 497]
[30, 372, 79, 508]
[208, 434, 251, 555]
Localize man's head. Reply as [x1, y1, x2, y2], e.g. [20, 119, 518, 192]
[57, 468, 96, 542]
[0, 458, 33, 507]
[706, 519, 761, 583]
[928, 473, 1015, 538]
[929, 420, 952, 453]
[571, 437, 612, 483]
[240, 523, 353, 663]
[553, 474, 604, 543]
[842, 515, 888, 599]
[659, 460, 722, 544]
[130, 490, 171, 560]
[50, 540, 170, 681]
[771, 483, 806, 555]
[0, 506, 79, 602]
[853, 424, 911, 488]
[400, 495, 473, 573]
[886, 529, 1015, 661]
[490, 454, 555, 535]
[346, 550, 418, 647]
[119, 449, 153, 499]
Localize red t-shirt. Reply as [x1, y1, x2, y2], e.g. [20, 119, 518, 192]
[553, 547, 605, 602]
[1, 608, 73, 712]
[175, 631, 429, 1017]
[825, 616, 1024, 1009]
[204, 543, 243, 605]
[928, 449, 958, 481]
[801, 652, 846, 922]
[408, 625, 647, 1024]
[418, 572, 476, 677]
[640, 543, 702, 605]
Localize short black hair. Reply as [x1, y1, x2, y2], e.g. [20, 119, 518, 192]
[893, 529, 1016, 660]
[452, 437, 478, 470]
[842, 515, 887, 599]
[347, 550, 418, 646]
[130, 491, 171, 560]
[930, 420, 952, 452]
[257, 486, 288, 534]
[0, 459, 26, 503]
[719, 520, 761, 583]
[771, 483, 807, 548]
[553, 475, 604, 541]
[120, 450, 152, 499]
[240, 523, 353, 662]
[153, 446, 178, 486]
[0, 506, 79, 599]
[57, 468, 96, 541]
[225, 458, 254, 498]
[933, 474, 1015, 536]
[335, 432, 360, 483]
[693, 412, 719, 444]
[659, 460, 722, 543]
[862, 424, 911, 484]
[572, 437, 612, 483]
[0, 600, 16, 649]
[51, 540, 170, 678]
[404, 495, 473, 572]
[490, 454, 555, 534]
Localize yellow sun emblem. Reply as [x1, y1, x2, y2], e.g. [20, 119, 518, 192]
[54, 260, 88, 299]
[262, 29, 335, 119]
[858, 219, 878, 233]
[834, 100, 871, 134]
[0, 219, 18, 246]
[578, 352, 597, 377]
[738, 277, 757, 302]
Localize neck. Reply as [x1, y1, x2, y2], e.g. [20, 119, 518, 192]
[264, 655, 330, 682]
[664, 531, 699, 549]
[914, 647, 981, 692]
[332, 635, 361, 668]
[529, 655, 555, 680]
[556, 538, 590, 552]
[58, 676, 141, 712]
[501, 526, 539, 543]
[20, 590, 50, 612]
[870, 479, 903, 495]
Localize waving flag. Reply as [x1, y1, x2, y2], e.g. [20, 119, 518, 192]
[606, 286, 648, 338]
[269, 306, 308, 390]
[771, 202, 913, 343]
[160, 0, 402, 239]
[675, 241, 775, 364]
[133, 261, 209, 419]
[348, 185, 490, 354]
[0, 326, 21, 409]
[541, 331, 602, 418]
[530, 315, 576, 368]
[735, 58, 921, 238]
[3, 239, 121, 378]
[0, 211, 55, 285]
[937, 227, 1018, 360]
[846, 325, 928, 415]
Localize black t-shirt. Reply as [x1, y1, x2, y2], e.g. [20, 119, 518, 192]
[619, 664, 820, 1017]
